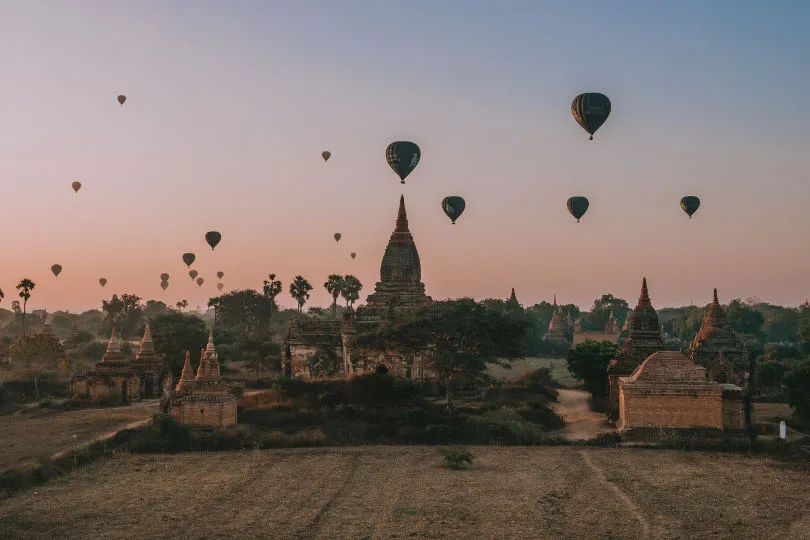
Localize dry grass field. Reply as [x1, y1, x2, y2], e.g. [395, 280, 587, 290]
[1, 445, 808, 540]
[0, 400, 158, 472]
[487, 357, 581, 388]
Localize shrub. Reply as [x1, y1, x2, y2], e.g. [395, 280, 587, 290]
[438, 447, 473, 470]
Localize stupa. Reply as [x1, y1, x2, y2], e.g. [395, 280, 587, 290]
[130, 324, 171, 397]
[71, 328, 141, 404]
[546, 295, 572, 343]
[688, 289, 749, 386]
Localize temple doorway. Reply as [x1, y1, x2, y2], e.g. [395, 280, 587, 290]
[376, 364, 389, 375]
[121, 381, 128, 403]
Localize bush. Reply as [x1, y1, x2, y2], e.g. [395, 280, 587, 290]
[438, 447, 473, 470]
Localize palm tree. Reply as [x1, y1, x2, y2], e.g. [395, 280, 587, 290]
[289, 276, 313, 315]
[263, 273, 283, 326]
[324, 275, 345, 318]
[340, 275, 362, 307]
[16, 279, 35, 335]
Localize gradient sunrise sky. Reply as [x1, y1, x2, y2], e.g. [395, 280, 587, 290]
[1, 1, 809, 313]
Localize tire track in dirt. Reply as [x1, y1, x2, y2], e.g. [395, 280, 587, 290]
[294, 452, 361, 539]
[578, 449, 651, 539]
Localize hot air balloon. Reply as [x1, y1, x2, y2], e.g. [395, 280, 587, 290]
[117, 95, 126, 105]
[182, 253, 195, 267]
[196, 277, 204, 287]
[386, 141, 421, 184]
[350, 252, 356, 259]
[71, 181, 82, 193]
[189, 269, 198, 280]
[51, 264, 62, 277]
[322, 151, 331, 162]
[217, 282, 224, 291]
[566, 196, 590, 223]
[160, 273, 170, 282]
[205, 231, 221, 250]
[217, 271, 224, 280]
[99, 278, 107, 287]
[571, 93, 611, 140]
[160, 281, 169, 291]
[442, 196, 466, 224]
[334, 233, 341, 243]
[680, 196, 701, 219]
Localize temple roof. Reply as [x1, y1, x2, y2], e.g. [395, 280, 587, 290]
[611, 278, 664, 371]
[508, 288, 518, 304]
[689, 288, 747, 369]
[174, 351, 196, 392]
[101, 328, 125, 364]
[379, 195, 422, 283]
[196, 329, 221, 380]
[135, 324, 157, 362]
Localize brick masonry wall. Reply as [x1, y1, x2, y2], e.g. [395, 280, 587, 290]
[171, 400, 237, 427]
[722, 396, 745, 430]
[620, 391, 724, 430]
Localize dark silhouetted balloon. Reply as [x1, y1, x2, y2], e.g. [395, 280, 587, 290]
[205, 231, 221, 250]
[350, 252, 356, 259]
[442, 196, 466, 224]
[334, 233, 341, 243]
[322, 151, 331, 161]
[160, 280, 169, 291]
[217, 271, 224, 280]
[99, 278, 107, 287]
[182, 253, 195, 267]
[680, 196, 701, 219]
[196, 277, 204, 287]
[571, 93, 611, 140]
[217, 282, 224, 291]
[189, 269, 198, 280]
[386, 141, 421, 183]
[51, 264, 62, 277]
[567, 196, 590, 222]
[71, 181, 81, 193]
[160, 273, 170, 282]
[117, 95, 126, 105]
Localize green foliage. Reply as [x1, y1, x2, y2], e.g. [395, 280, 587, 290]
[566, 340, 617, 410]
[239, 331, 282, 381]
[208, 289, 273, 334]
[580, 294, 629, 331]
[150, 312, 208, 378]
[726, 299, 765, 337]
[783, 359, 810, 423]
[289, 276, 313, 314]
[438, 447, 473, 470]
[101, 294, 144, 339]
[666, 305, 707, 341]
[340, 275, 362, 307]
[323, 275, 345, 317]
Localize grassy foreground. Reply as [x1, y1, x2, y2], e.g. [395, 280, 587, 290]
[1, 446, 808, 540]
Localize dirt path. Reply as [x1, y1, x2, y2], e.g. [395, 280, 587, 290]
[0, 400, 159, 472]
[551, 389, 615, 441]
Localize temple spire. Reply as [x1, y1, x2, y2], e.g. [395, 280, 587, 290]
[713, 288, 719, 305]
[137, 323, 155, 357]
[509, 288, 517, 303]
[101, 327, 123, 363]
[395, 195, 409, 232]
[553, 294, 557, 307]
[206, 328, 216, 352]
[638, 277, 651, 307]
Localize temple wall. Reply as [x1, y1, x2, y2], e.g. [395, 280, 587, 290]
[288, 344, 343, 378]
[71, 374, 141, 403]
[721, 396, 745, 430]
[618, 387, 723, 431]
[171, 400, 237, 427]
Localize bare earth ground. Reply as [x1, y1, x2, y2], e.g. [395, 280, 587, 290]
[1, 445, 809, 540]
[0, 400, 159, 472]
[551, 389, 615, 441]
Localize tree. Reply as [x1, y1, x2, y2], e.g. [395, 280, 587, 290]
[208, 289, 273, 334]
[580, 294, 629, 331]
[567, 340, 617, 411]
[0, 287, 4, 304]
[668, 306, 707, 341]
[10, 328, 66, 399]
[323, 275, 345, 318]
[783, 359, 810, 424]
[143, 300, 170, 321]
[150, 312, 208, 378]
[289, 276, 313, 315]
[340, 275, 362, 307]
[101, 294, 144, 339]
[726, 299, 765, 338]
[262, 274, 283, 326]
[356, 299, 529, 410]
[763, 309, 799, 343]
[175, 300, 188, 311]
[15, 279, 35, 335]
[239, 331, 282, 381]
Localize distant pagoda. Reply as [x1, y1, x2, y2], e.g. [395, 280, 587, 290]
[546, 295, 572, 343]
[130, 324, 171, 398]
[71, 328, 141, 404]
[688, 288, 749, 386]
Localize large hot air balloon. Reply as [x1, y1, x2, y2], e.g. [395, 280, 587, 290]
[334, 233, 341, 243]
[680, 196, 701, 219]
[117, 95, 126, 105]
[566, 196, 590, 223]
[99, 278, 107, 287]
[182, 253, 195, 267]
[386, 141, 421, 184]
[160, 281, 169, 291]
[196, 277, 204, 287]
[189, 269, 198, 280]
[205, 231, 221, 250]
[217, 282, 224, 291]
[71, 181, 82, 193]
[350, 252, 356, 259]
[571, 93, 611, 140]
[216, 271, 224, 280]
[160, 273, 170, 282]
[442, 196, 466, 224]
[322, 151, 331, 162]
[51, 264, 62, 277]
